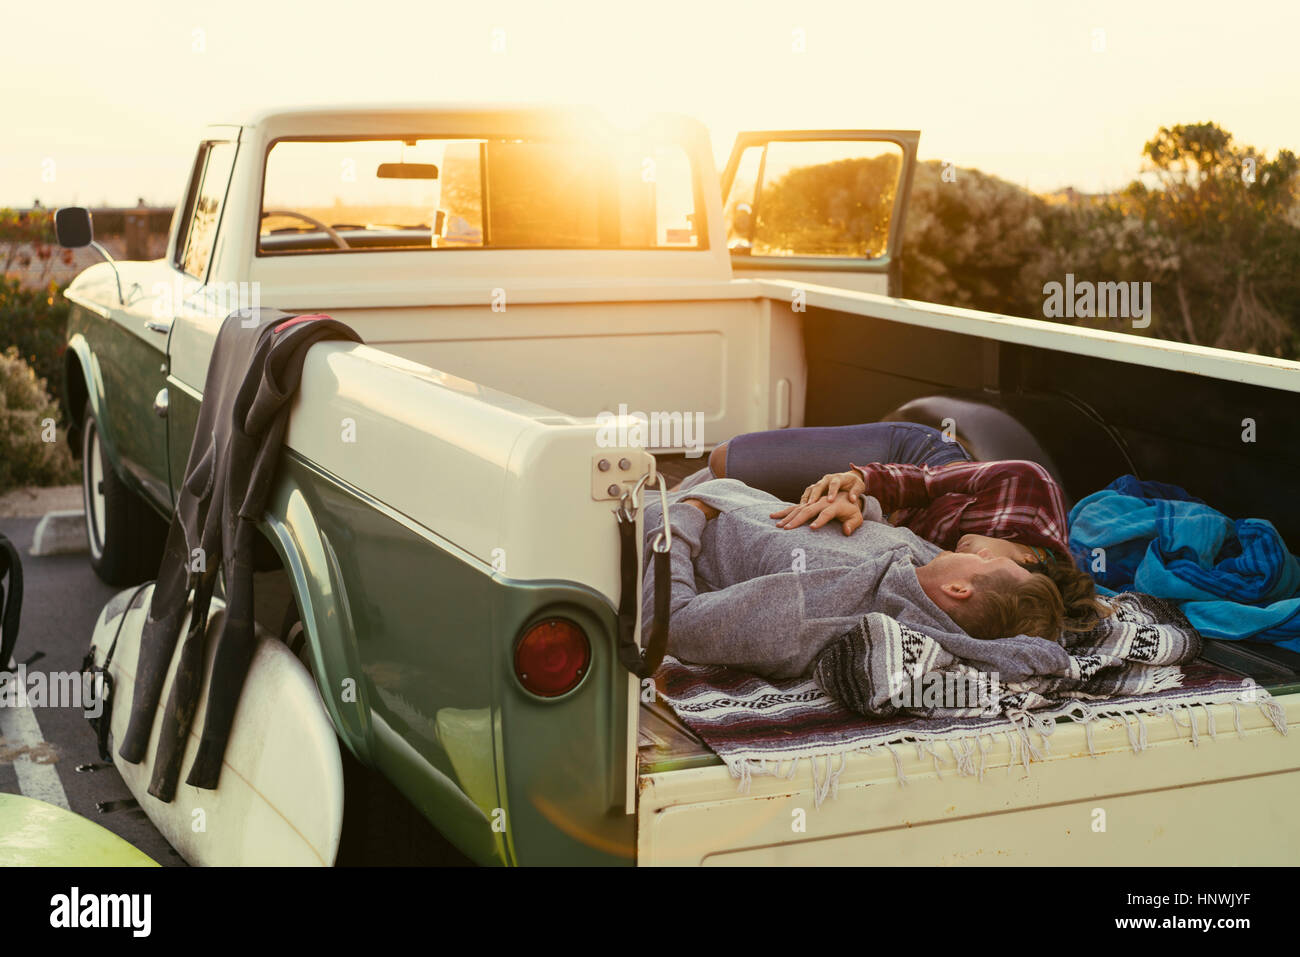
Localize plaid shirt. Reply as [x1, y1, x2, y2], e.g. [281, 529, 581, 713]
[851, 459, 1070, 557]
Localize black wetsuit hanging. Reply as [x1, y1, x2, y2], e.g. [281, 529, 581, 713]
[118, 308, 361, 801]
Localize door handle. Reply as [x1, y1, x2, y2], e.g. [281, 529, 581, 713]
[153, 388, 169, 418]
[144, 320, 170, 334]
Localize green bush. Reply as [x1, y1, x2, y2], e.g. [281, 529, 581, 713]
[0, 345, 78, 492]
[0, 277, 68, 399]
[900, 128, 1300, 359]
[901, 160, 1055, 319]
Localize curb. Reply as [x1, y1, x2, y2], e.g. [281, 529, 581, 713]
[30, 510, 88, 556]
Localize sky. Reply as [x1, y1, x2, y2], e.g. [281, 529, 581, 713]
[3, 0, 1298, 208]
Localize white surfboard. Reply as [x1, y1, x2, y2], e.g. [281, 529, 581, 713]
[88, 585, 344, 866]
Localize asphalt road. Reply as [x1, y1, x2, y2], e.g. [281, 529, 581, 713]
[0, 516, 186, 865]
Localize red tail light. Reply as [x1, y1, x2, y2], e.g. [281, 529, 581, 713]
[514, 618, 590, 697]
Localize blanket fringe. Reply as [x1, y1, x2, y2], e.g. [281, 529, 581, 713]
[1118, 711, 1140, 753]
[810, 754, 827, 806]
[829, 751, 848, 801]
[715, 686, 1287, 805]
[885, 742, 907, 787]
[926, 740, 943, 778]
[976, 734, 992, 782]
[1260, 695, 1288, 736]
[948, 739, 972, 776]
[908, 739, 941, 777]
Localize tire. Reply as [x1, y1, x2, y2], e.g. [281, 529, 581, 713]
[881, 394, 1067, 481]
[275, 597, 472, 867]
[335, 744, 474, 866]
[81, 400, 168, 586]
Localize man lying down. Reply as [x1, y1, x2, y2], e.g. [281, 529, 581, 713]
[641, 476, 1068, 681]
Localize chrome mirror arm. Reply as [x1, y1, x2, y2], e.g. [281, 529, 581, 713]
[88, 240, 125, 305]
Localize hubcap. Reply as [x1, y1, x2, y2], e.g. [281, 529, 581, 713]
[83, 420, 107, 559]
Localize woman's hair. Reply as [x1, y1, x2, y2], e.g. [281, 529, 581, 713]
[1024, 554, 1113, 633]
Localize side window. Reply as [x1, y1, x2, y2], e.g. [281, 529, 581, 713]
[727, 139, 904, 259]
[177, 141, 236, 279]
[171, 147, 207, 271]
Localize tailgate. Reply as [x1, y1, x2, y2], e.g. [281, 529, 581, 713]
[636, 691, 1300, 865]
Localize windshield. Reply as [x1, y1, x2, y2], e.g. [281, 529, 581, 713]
[259, 135, 702, 254]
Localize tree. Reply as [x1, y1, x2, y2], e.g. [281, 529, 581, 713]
[899, 160, 1053, 319]
[897, 126, 1300, 360]
[1118, 122, 1300, 356]
[753, 153, 900, 258]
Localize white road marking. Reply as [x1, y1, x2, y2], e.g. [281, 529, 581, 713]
[0, 697, 71, 810]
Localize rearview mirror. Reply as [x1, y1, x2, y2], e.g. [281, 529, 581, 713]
[54, 207, 94, 248]
[376, 163, 439, 180]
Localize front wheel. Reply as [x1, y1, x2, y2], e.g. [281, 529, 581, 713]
[81, 401, 167, 586]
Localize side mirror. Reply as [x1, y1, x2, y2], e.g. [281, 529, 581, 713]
[54, 207, 94, 248]
[54, 206, 125, 305]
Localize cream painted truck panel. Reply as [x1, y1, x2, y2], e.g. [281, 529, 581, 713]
[168, 287, 807, 464]
[637, 693, 1300, 866]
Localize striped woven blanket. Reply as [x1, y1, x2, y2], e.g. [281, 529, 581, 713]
[655, 593, 1286, 805]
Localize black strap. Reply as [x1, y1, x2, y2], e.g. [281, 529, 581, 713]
[103, 583, 152, 672]
[615, 511, 671, 679]
[81, 581, 153, 761]
[0, 533, 23, 674]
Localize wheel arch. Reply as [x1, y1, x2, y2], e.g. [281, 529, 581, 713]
[259, 475, 373, 767]
[880, 390, 1136, 509]
[63, 335, 108, 464]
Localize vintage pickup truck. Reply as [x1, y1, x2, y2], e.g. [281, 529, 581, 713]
[58, 105, 1300, 865]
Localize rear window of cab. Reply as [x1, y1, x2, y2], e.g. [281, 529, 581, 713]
[258, 135, 703, 254]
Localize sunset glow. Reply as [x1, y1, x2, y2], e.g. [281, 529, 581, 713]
[4, 0, 1298, 206]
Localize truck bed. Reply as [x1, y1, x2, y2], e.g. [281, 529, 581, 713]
[637, 644, 1300, 777]
[636, 460, 1300, 779]
[639, 698, 718, 774]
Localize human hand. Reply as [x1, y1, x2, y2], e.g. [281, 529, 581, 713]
[770, 491, 864, 536]
[799, 469, 866, 506]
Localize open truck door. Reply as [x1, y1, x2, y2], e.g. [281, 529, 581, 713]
[721, 130, 919, 296]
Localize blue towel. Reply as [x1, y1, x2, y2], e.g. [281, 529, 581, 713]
[1068, 476, 1300, 650]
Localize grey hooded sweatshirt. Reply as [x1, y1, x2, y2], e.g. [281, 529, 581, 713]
[640, 476, 971, 679]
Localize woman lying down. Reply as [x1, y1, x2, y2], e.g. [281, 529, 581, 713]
[642, 422, 1110, 681]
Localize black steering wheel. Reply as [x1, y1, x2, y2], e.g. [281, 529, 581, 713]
[261, 210, 349, 249]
